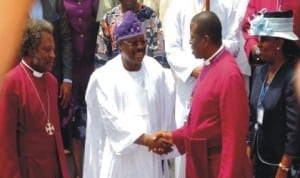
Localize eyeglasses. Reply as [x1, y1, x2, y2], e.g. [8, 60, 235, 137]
[122, 39, 147, 47]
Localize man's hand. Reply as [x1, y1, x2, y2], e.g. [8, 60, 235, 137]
[151, 131, 173, 154]
[275, 168, 288, 178]
[59, 82, 72, 108]
[246, 144, 252, 166]
[135, 132, 173, 155]
[275, 155, 293, 178]
[191, 66, 203, 78]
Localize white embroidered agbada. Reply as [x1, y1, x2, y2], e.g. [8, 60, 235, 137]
[83, 55, 175, 178]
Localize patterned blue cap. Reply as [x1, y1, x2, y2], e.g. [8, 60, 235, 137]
[114, 11, 144, 41]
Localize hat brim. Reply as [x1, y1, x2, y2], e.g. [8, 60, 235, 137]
[250, 31, 299, 41]
[267, 32, 298, 41]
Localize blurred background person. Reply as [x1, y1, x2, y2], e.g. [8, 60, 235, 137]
[247, 10, 300, 178]
[63, 0, 99, 177]
[95, 0, 174, 37]
[142, 0, 174, 31]
[95, 0, 169, 68]
[96, 0, 173, 35]
[96, 0, 140, 21]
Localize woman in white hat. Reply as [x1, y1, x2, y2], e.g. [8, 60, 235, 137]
[247, 10, 300, 178]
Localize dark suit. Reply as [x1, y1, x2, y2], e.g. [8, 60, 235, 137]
[42, 0, 72, 82]
[41, 0, 73, 155]
[249, 61, 300, 177]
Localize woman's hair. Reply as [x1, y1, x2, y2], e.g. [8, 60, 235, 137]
[282, 39, 300, 61]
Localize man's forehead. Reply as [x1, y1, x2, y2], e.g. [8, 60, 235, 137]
[123, 34, 145, 41]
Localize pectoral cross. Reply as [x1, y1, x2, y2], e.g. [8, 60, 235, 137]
[45, 121, 55, 135]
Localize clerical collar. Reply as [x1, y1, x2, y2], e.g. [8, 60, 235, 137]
[21, 60, 44, 77]
[204, 44, 225, 66]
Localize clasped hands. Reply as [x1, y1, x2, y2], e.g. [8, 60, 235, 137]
[141, 131, 174, 155]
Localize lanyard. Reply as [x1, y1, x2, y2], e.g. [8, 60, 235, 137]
[256, 76, 269, 127]
[257, 63, 284, 105]
[258, 81, 268, 105]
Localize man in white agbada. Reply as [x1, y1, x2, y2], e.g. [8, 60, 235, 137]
[163, 0, 251, 178]
[83, 11, 175, 178]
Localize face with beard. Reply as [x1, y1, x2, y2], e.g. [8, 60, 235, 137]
[31, 31, 55, 73]
[119, 34, 146, 71]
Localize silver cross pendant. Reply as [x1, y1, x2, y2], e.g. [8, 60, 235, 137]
[45, 121, 55, 135]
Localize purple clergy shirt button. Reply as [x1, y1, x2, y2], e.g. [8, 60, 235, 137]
[77, 1, 81, 5]
[78, 17, 82, 22]
[80, 34, 84, 38]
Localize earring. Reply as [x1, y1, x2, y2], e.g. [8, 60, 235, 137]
[276, 47, 280, 50]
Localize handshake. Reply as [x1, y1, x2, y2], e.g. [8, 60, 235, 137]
[137, 131, 174, 155]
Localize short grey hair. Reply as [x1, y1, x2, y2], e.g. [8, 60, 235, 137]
[21, 19, 53, 57]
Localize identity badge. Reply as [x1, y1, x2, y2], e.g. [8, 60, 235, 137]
[257, 104, 264, 125]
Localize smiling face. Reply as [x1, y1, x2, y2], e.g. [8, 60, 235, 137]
[119, 34, 146, 71]
[258, 36, 283, 63]
[30, 32, 55, 72]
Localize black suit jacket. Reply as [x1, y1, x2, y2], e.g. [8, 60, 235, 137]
[42, 0, 72, 82]
[249, 61, 300, 163]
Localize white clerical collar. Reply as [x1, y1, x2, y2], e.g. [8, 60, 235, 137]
[204, 44, 225, 66]
[21, 60, 44, 77]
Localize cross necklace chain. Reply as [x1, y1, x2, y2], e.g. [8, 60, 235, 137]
[21, 63, 55, 135]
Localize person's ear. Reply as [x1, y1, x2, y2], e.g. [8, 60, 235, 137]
[202, 34, 210, 47]
[276, 38, 284, 50]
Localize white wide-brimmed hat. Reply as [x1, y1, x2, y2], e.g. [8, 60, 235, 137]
[249, 10, 299, 41]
